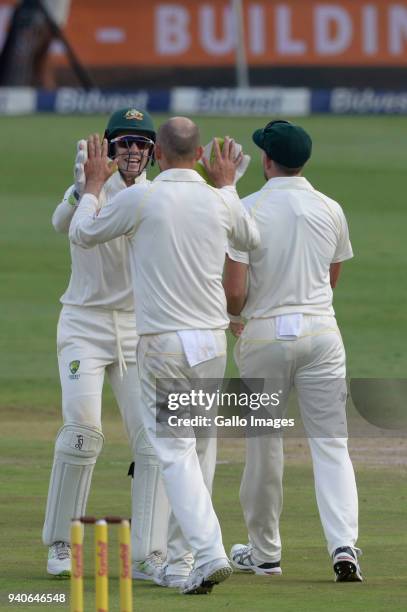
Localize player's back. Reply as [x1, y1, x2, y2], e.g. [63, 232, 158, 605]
[128, 169, 233, 334]
[238, 176, 352, 319]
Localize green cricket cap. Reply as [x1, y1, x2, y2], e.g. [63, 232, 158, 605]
[252, 120, 312, 168]
[105, 108, 156, 140]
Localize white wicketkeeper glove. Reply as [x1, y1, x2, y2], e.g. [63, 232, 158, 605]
[74, 139, 88, 196]
[196, 138, 251, 185]
[67, 139, 88, 207]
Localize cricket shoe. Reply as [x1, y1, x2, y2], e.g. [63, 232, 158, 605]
[230, 544, 282, 576]
[132, 551, 165, 581]
[47, 541, 71, 578]
[154, 565, 188, 588]
[182, 557, 232, 595]
[332, 546, 363, 582]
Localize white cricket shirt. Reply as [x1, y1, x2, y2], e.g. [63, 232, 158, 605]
[228, 176, 353, 318]
[53, 171, 147, 311]
[69, 169, 260, 334]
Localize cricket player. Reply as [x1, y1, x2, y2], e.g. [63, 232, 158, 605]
[43, 108, 169, 580]
[69, 117, 260, 594]
[224, 120, 362, 582]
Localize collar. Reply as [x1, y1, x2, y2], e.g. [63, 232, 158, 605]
[106, 169, 147, 190]
[262, 176, 315, 192]
[153, 168, 206, 183]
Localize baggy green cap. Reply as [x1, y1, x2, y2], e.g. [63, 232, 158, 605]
[252, 120, 312, 168]
[105, 108, 156, 141]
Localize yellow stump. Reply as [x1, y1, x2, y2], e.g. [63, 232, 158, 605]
[70, 520, 84, 612]
[119, 520, 133, 612]
[95, 519, 109, 612]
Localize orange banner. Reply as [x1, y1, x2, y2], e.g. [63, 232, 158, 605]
[2, 0, 407, 66]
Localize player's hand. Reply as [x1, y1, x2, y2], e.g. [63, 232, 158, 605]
[84, 134, 117, 197]
[202, 136, 243, 188]
[229, 321, 245, 338]
[74, 139, 87, 196]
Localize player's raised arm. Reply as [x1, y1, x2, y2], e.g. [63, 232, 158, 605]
[69, 134, 148, 247]
[52, 139, 88, 233]
[218, 184, 259, 252]
[52, 185, 78, 233]
[203, 136, 260, 252]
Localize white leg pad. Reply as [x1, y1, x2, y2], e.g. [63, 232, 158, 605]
[131, 428, 169, 561]
[42, 423, 104, 545]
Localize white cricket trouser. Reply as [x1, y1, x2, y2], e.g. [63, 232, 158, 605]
[165, 437, 218, 576]
[56, 305, 140, 433]
[43, 305, 168, 557]
[137, 330, 227, 569]
[235, 315, 359, 560]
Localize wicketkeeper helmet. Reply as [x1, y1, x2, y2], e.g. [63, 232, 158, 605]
[104, 108, 156, 170]
[104, 108, 156, 157]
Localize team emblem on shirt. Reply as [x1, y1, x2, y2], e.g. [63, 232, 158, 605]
[125, 109, 144, 121]
[69, 360, 80, 379]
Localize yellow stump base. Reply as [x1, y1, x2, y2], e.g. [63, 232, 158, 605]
[95, 520, 109, 612]
[119, 520, 132, 612]
[70, 520, 84, 612]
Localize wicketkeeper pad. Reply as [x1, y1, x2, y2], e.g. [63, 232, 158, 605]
[42, 423, 104, 545]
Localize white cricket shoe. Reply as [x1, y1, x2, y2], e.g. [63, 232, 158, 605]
[182, 557, 232, 595]
[154, 565, 188, 588]
[47, 542, 71, 578]
[332, 546, 363, 582]
[230, 544, 282, 576]
[132, 551, 165, 580]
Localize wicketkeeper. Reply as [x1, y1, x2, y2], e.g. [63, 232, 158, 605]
[42, 108, 169, 580]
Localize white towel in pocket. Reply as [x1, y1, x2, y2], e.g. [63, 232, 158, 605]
[276, 314, 303, 340]
[177, 330, 218, 367]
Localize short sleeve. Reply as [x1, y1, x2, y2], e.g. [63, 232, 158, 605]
[226, 243, 249, 264]
[332, 207, 354, 263]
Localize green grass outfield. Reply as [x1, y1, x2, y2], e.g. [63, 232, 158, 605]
[0, 114, 406, 611]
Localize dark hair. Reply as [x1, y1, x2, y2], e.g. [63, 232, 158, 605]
[273, 161, 304, 176]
